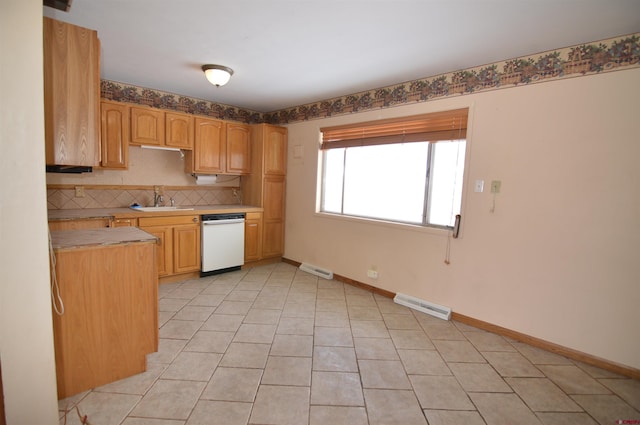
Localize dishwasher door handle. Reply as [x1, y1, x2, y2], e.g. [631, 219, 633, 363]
[202, 219, 245, 225]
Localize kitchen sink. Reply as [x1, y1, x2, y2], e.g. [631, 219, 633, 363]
[130, 206, 194, 212]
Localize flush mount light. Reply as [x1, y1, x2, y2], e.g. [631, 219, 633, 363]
[202, 64, 234, 87]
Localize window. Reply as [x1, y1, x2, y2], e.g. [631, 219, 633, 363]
[320, 108, 468, 228]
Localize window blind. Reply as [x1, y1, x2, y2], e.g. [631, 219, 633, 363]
[320, 108, 468, 150]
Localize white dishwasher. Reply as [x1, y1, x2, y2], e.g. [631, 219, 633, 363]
[201, 213, 245, 276]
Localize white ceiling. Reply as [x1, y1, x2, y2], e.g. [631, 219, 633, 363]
[44, 0, 640, 113]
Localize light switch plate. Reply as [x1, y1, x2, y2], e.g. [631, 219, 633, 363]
[474, 180, 484, 193]
[491, 180, 502, 193]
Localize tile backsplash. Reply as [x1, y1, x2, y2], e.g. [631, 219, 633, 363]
[47, 186, 239, 210]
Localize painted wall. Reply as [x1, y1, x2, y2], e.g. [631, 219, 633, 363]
[0, 0, 59, 423]
[284, 68, 640, 370]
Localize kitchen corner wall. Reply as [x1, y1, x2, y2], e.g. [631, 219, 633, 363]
[46, 144, 241, 209]
[283, 68, 640, 371]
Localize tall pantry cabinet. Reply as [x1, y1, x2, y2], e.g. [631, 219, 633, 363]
[242, 124, 288, 260]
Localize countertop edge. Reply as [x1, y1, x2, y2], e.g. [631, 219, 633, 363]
[48, 205, 264, 221]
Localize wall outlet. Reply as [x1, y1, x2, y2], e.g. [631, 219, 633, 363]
[474, 180, 484, 193]
[74, 186, 85, 198]
[367, 269, 378, 279]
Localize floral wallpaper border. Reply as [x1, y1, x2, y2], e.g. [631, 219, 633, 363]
[101, 33, 639, 126]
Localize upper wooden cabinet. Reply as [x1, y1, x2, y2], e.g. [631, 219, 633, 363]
[185, 117, 226, 174]
[130, 106, 165, 146]
[166, 112, 194, 150]
[226, 123, 251, 174]
[184, 119, 251, 175]
[263, 126, 287, 175]
[43, 17, 100, 167]
[130, 107, 195, 150]
[100, 101, 129, 169]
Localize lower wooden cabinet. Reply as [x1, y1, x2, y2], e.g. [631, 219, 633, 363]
[244, 212, 263, 262]
[139, 215, 200, 277]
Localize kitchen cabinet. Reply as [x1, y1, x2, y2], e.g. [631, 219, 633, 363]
[110, 217, 138, 228]
[242, 124, 288, 260]
[166, 112, 195, 150]
[43, 17, 100, 167]
[130, 106, 165, 146]
[139, 215, 200, 277]
[50, 228, 157, 399]
[100, 101, 130, 169]
[48, 218, 110, 231]
[185, 117, 226, 174]
[185, 119, 251, 175]
[244, 212, 263, 262]
[129, 106, 195, 150]
[226, 123, 252, 174]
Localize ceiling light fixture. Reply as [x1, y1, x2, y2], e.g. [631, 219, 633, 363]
[202, 64, 234, 87]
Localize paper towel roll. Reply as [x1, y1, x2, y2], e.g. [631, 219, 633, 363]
[194, 175, 217, 185]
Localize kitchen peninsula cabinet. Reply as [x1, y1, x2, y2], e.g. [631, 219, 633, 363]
[242, 124, 288, 260]
[50, 228, 157, 399]
[138, 215, 200, 277]
[48, 218, 110, 231]
[44, 17, 100, 167]
[100, 101, 130, 169]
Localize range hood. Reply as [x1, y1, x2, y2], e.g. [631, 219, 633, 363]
[46, 165, 92, 174]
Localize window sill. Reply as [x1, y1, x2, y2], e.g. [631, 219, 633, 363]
[314, 211, 455, 238]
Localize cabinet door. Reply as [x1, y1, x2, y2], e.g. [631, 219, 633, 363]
[262, 176, 286, 258]
[226, 123, 251, 174]
[100, 101, 129, 169]
[193, 118, 226, 173]
[244, 213, 262, 262]
[131, 107, 164, 146]
[264, 126, 287, 175]
[43, 18, 100, 167]
[173, 224, 201, 273]
[166, 112, 194, 150]
[140, 226, 172, 276]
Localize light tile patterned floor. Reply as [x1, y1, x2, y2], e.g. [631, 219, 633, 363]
[59, 262, 640, 425]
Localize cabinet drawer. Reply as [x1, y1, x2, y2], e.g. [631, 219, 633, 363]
[138, 215, 200, 227]
[245, 212, 262, 220]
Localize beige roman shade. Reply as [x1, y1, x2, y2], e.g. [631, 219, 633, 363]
[320, 108, 468, 150]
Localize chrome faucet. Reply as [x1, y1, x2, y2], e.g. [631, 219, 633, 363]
[154, 193, 164, 207]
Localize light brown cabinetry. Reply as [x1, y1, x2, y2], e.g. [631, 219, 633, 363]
[226, 123, 252, 174]
[130, 107, 195, 150]
[130, 107, 165, 146]
[185, 117, 226, 174]
[100, 101, 130, 169]
[166, 112, 195, 150]
[51, 233, 157, 399]
[43, 17, 100, 167]
[185, 119, 251, 175]
[110, 217, 138, 228]
[244, 212, 263, 262]
[139, 215, 200, 277]
[48, 218, 110, 231]
[242, 124, 288, 260]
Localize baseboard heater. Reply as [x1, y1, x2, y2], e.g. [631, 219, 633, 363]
[394, 293, 451, 321]
[299, 263, 333, 280]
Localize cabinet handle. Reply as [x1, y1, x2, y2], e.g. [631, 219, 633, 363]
[248, 223, 257, 227]
[193, 217, 199, 223]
